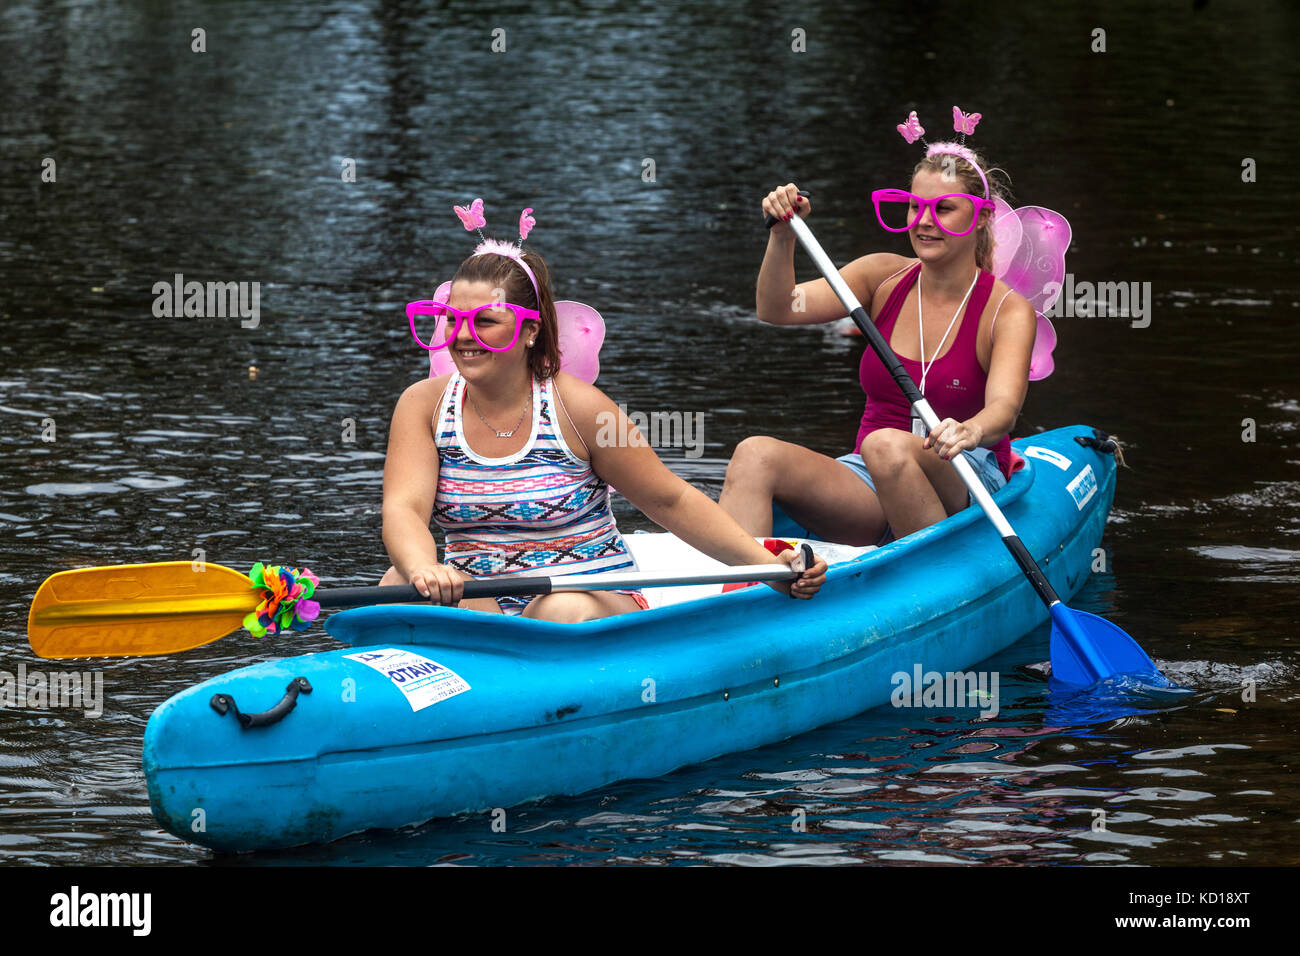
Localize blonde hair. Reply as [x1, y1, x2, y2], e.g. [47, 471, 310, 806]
[912, 149, 1011, 273]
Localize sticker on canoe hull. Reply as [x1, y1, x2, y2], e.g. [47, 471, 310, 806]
[1066, 464, 1098, 510]
[344, 648, 470, 712]
[1023, 445, 1072, 471]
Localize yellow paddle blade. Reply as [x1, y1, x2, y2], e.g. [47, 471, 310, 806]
[28, 562, 260, 659]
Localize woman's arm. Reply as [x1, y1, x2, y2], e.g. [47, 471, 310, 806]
[973, 294, 1035, 444]
[381, 375, 464, 604]
[555, 376, 827, 597]
[756, 184, 902, 326]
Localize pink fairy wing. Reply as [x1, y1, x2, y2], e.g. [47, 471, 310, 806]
[991, 198, 1023, 278]
[1000, 206, 1072, 314]
[1029, 310, 1057, 381]
[427, 281, 458, 378]
[554, 301, 605, 384]
[992, 205, 1072, 381]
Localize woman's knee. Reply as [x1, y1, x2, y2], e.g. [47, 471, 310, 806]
[859, 428, 918, 479]
[522, 592, 597, 623]
[378, 565, 405, 586]
[523, 590, 635, 624]
[723, 435, 784, 490]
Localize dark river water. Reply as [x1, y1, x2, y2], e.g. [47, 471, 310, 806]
[1, 0, 1298, 867]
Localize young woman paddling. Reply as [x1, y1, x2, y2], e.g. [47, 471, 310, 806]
[380, 201, 827, 622]
[720, 107, 1068, 546]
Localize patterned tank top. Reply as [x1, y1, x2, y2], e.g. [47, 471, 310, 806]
[432, 372, 642, 614]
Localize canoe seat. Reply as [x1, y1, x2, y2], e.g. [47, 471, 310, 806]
[623, 533, 874, 609]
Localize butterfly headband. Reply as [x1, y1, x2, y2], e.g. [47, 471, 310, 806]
[896, 106, 1075, 382]
[453, 198, 540, 300]
[432, 199, 607, 383]
[896, 106, 989, 199]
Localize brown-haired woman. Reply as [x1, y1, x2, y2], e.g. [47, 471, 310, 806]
[380, 246, 827, 622]
[719, 148, 1037, 546]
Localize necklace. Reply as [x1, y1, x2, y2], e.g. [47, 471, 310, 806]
[467, 388, 531, 438]
[917, 268, 980, 396]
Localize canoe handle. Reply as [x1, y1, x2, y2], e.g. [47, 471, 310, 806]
[1074, 428, 1125, 465]
[210, 677, 313, 729]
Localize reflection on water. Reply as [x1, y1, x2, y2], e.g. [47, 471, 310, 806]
[1, 0, 1297, 865]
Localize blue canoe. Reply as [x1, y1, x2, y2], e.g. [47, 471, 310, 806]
[143, 425, 1116, 852]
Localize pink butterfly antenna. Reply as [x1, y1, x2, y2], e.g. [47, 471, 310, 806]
[454, 197, 488, 245]
[952, 105, 982, 142]
[896, 110, 926, 145]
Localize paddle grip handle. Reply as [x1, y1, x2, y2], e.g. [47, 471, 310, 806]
[788, 543, 815, 598]
[763, 190, 810, 229]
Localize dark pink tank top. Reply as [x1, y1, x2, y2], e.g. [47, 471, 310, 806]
[854, 263, 1016, 480]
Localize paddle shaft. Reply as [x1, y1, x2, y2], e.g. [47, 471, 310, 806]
[27, 562, 805, 623]
[320, 560, 809, 606]
[777, 213, 1063, 612]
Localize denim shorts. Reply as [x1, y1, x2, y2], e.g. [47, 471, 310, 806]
[835, 446, 1007, 545]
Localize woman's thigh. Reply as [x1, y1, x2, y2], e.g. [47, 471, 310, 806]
[911, 444, 1005, 514]
[759, 438, 890, 546]
[873, 436, 1004, 517]
[522, 589, 642, 623]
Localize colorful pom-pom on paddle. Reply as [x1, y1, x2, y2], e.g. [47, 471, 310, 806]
[243, 563, 321, 637]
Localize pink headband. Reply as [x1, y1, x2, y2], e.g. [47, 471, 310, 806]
[471, 237, 540, 301]
[897, 107, 990, 198]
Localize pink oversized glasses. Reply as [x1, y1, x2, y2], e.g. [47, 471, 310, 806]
[406, 299, 540, 352]
[871, 189, 996, 237]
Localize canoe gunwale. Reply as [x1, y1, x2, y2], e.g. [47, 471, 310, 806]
[324, 433, 1050, 649]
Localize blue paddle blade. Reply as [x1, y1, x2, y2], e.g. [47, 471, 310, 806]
[1049, 604, 1172, 688]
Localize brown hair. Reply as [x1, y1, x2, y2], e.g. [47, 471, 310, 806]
[450, 250, 562, 380]
[912, 148, 1011, 273]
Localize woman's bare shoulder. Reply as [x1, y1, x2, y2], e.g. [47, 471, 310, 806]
[845, 253, 916, 295]
[549, 371, 610, 417]
[395, 374, 452, 414]
[988, 279, 1034, 322]
[985, 281, 1035, 356]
